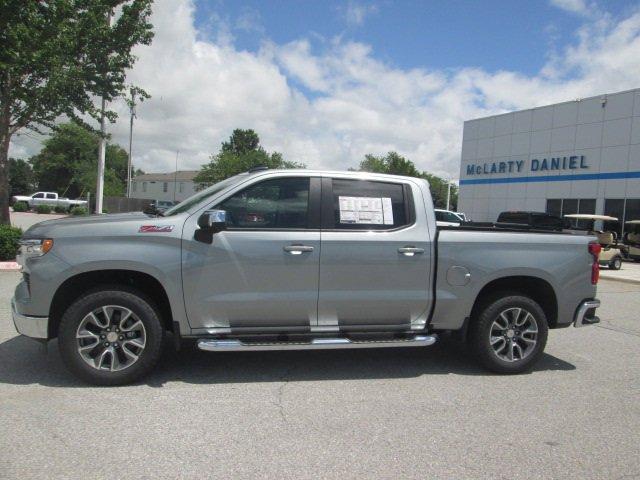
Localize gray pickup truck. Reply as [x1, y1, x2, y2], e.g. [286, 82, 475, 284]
[12, 169, 601, 385]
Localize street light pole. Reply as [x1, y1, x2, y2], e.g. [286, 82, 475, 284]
[96, 95, 107, 214]
[446, 182, 452, 211]
[173, 150, 179, 203]
[95, 9, 112, 214]
[126, 89, 136, 198]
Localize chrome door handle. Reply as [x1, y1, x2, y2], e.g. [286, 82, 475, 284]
[398, 247, 424, 256]
[284, 245, 314, 255]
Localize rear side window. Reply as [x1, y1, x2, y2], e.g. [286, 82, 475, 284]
[330, 179, 409, 230]
[217, 177, 310, 229]
[531, 214, 562, 229]
[436, 211, 461, 223]
[498, 212, 529, 224]
[46, 193, 56, 199]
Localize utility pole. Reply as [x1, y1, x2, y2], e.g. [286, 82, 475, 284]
[446, 182, 452, 211]
[95, 9, 112, 214]
[126, 88, 136, 198]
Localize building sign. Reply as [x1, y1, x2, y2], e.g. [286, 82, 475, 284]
[466, 155, 588, 176]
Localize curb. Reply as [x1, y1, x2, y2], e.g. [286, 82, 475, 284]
[0, 262, 20, 271]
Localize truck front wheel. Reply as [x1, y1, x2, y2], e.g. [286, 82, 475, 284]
[58, 287, 164, 385]
[469, 295, 548, 374]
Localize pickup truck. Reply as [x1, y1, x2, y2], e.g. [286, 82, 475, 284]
[11, 191, 88, 211]
[11, 169, 602, 385]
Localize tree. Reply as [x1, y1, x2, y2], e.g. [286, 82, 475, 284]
[8, 158, 35, 196]
[194, 129, 304, 187]
[30, 122, 130, 197]
[0, 0, 154, 223]
[356, 151, 458, 210]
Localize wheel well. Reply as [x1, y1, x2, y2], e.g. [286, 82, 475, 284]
[469, 276, 558, 329]
[48, 270, 174, 339]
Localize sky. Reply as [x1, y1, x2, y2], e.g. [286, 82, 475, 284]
[9, 0, 640, 180]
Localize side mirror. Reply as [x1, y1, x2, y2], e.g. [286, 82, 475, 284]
[198, 209, 227, 233]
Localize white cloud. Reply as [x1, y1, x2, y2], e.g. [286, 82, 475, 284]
[9, 0, 640, 180]
[550, 0, 591, 15]
[344, 1, 379, 27]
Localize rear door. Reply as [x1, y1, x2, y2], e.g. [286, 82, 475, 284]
[317, 177, 433, 331]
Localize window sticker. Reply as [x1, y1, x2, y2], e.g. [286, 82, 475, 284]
[339, 196, 394, 225]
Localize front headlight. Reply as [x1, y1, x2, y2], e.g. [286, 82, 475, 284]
[17, 239, 54, 265]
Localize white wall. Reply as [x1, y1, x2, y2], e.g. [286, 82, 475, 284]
[130, 180, 198, 202]
[458, 88, 640, 222]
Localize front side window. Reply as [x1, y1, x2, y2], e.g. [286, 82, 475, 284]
[217, 177, 310, 229]
[33, 193, 44, 199]
[331, 179, 408, 230]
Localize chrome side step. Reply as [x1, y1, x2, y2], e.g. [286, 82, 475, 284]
[197, 335, 438, 352]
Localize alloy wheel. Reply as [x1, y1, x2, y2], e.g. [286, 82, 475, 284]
[489, 307, 538, 362]
[76, 305, 146, 372]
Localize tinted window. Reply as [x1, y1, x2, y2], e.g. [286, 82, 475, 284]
[33, 193, 44, 199]
[218, 177, 309, 229]
[531, 214, 562, 229]
[604, 198, 625, 237]
[546, 199, 561, 217]
[436, 211, 460, 223]
[46, 193, 56, 199]
[497, 212, 529, 224]
[331, 179, 408, 230]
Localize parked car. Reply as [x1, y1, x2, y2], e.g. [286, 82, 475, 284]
[11, 192, 88, 211]
[564, 214, 626, 270]
[496, 211, 568, 231]
[144, 200, 178, 215]
[624, 220, 640, 262]
[434, 208, 464, 226]
[13, 169, 601, 385]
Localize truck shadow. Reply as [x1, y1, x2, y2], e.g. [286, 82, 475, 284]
[0, 334, 575, 388]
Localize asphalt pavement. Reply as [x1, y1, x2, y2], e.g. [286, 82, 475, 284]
[0, 273, 638, 479]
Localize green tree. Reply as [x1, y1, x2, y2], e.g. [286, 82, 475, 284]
[0, 0, 154, 223]
[8, 158, 35, 196]
[356, 151, 458, 210]
[30, 122, 129, 197]
[194, 129, 304, 187]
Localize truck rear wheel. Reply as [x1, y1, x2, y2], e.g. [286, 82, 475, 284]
[469, 294, 548, 374]
[58, 287, 164, 385]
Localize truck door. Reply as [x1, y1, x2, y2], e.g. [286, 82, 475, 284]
[182, 175, 322, 332]
[31, 192, 45, 207]
[318, 177, 433, 331]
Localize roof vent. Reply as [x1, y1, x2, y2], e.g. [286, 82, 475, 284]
[248, 165, 269, 173]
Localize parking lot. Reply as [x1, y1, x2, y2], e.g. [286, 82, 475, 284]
[0, 272, 638, 479]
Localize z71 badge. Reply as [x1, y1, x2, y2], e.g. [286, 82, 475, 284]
[139, 225, 174, 233]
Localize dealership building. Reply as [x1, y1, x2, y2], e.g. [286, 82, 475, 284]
[457, 88, 640, 235]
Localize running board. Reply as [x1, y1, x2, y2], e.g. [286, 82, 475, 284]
[197, 335, 438, 352]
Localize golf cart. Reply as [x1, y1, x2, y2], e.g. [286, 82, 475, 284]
[564, 214, 627, 270]
[624, 220, 640, 262]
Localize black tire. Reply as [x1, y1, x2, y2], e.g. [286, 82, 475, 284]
[58, 287, 164, 386]
[469, 294, 548, 374]
[609, 256, 622, 270]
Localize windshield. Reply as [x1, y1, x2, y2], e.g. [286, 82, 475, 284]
[162, 174, 248, 216]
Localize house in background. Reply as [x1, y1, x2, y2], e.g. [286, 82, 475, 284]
[131, 170, 201, 203]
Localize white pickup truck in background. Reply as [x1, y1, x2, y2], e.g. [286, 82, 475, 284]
[11, 192, 88, 211]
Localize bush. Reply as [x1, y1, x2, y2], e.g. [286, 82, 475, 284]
[12, 202, 28, 212]
[0, 225, 22, 260]
[70, 206, 88, 216]
[35, 204, 52, 214]
[54, 205, 68, 214]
